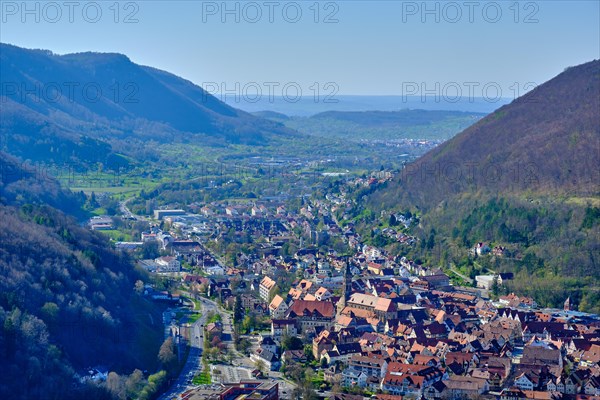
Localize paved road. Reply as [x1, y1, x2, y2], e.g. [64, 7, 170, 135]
[158, 300, 208, 400]
[198, 297, 236, 354]
[158, 292, 297, 399]
[119, 197, 149, 222]
[158, 295, 233, 399]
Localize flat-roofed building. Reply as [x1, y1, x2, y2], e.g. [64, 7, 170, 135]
[154, 209, 185, 220]
[220, 380, 278, 400]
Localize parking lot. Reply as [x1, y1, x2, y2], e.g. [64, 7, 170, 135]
[211, 365, 251, 383]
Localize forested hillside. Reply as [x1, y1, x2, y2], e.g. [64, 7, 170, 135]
[0, 152, 163, 400]
[363, 60, 600, 312]
[0, 43, 298, 174]
[262, 109, 485, 141]
[371, 60, 600, 206]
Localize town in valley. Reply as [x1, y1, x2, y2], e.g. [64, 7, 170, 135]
[85, 167, 600, 400]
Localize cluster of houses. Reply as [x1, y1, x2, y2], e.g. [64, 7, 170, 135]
[349, 171, 395, 188]
[380, 227, 417, 245]
[177, 236, 599, 400]
[137, 237, 225, 275]
[179, 239, 600, 400]
[138, 255, 181, 273]
[113, 177, 599, 400]
[470, 242, 507, 258]
[253, 270, 600, 399]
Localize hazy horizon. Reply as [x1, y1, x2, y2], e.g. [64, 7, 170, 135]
[2, 1, 598, 96]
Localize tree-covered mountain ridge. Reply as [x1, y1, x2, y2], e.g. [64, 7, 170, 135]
[0, 152, 164, 400]
[372, 60, 599, 206]
[362, 60, 599, 312]
[0, 43, 299, 173]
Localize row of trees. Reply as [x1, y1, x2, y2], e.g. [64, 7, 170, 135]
[103, 336, 177, 400]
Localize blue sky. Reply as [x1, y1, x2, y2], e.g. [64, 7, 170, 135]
[1, 1, 598, 95]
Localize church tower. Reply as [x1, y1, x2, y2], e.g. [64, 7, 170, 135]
[337, 257, 352, 316]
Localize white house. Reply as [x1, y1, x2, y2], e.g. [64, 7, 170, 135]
[259, 336, 278, 355]
[269, 295, 289, 319]
[342, 368, 368, 388]
[476, 275, 497, 290]
[314, 287, 332, 301]
[514, 373, 535, 391]
[155, 256, 180, 272]
[584, 377, 600, 396]
[271, 319, 297, 340]
[473, 242, 491, 256]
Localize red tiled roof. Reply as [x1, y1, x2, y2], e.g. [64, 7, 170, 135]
[288, 300, 335, 318]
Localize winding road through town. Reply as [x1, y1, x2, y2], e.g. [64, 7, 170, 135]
[158, 298, 212, 400]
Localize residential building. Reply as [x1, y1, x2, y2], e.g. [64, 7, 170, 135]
[286, 300, 335, 333]
[260, 276, 277, 302]
[268, 295, 288, 319]
[271, 319, 297, 340]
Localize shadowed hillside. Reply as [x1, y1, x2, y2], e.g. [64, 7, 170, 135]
[0, 152, 164, 400]
[372, 60, 599, 208]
